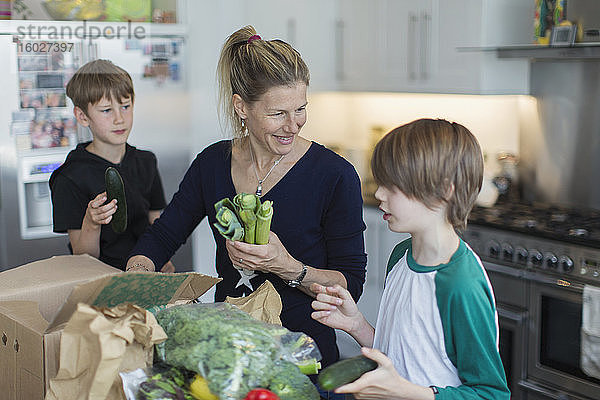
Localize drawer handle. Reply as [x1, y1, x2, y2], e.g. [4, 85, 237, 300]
[1, 332, 7, 346]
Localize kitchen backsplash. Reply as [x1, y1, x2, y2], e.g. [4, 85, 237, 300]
[301, 92, 540, 181]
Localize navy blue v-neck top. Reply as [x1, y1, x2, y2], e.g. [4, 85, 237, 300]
[131, 140, 367, 366]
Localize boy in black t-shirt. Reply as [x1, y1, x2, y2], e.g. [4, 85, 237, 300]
[49, 59, 174, 272]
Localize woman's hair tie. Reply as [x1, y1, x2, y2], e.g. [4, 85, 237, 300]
[247, 34, 261, 43]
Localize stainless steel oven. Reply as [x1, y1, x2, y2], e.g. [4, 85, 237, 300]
[484, 263, 528, 400]
[524, 273, 600, 400]
[463, 202, 600, 400]
[498, 304, 528, 398]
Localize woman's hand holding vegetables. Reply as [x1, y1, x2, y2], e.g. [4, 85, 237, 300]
[85, 191, 117, 227]
[336, 348, 434, 400]
[226, 231, 300, 280]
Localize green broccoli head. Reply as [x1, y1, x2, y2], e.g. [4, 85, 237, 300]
[267, 360, 320, 400]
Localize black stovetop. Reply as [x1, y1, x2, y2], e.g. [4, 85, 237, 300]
[467, 201, 600, 248]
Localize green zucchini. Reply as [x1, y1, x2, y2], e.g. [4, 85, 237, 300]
[317, 355, 378, 391]
[104, 167, 127, 233]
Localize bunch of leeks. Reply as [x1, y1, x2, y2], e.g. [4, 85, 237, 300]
[214, 193, 273, 244]
[213, 198, 244, 241]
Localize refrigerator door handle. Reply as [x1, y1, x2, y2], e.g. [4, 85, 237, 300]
[87, 42, 98, 61]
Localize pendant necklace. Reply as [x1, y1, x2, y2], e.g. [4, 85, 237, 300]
[250, 144, 284, 196]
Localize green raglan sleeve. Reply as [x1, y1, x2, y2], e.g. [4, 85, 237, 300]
[385, 238, 412, 279]
[434, 258, 510, 400]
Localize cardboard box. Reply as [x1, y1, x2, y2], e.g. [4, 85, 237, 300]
[0, 254, 221, 400]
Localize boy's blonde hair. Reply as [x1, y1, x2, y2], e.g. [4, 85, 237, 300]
[216, 25, 310, 138]
[371, 118, 483, 230]
[66, 59, 134, 115]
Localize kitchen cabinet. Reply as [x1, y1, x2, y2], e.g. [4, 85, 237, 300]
[336, 0, 532, 94]
[337, 0, 433, 92]
[242, 0, 338, 91]
[334, 0, 379, 91]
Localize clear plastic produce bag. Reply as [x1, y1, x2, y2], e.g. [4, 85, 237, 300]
[121, 363, 196, 400]
[154, 302, 321, 400]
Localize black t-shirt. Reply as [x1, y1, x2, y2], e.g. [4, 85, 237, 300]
[49, 142, 166, 270]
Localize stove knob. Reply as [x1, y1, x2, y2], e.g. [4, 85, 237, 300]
[560, 256, 574, 273]
[530, 249, 543, 267]
[501, 243, 514, 262]
[545, 253, 558, 269]
[488, 240, 500, 259]
[516, 247, 528, 265]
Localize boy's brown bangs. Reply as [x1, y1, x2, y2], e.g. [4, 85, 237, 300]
[85, 73, 134, 108]
[371, 127, 406, 191]
[66, 59, 134, 114]
[371, 135, 395, 188]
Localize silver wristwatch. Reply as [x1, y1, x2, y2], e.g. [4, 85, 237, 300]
[286, 264, 308, 287]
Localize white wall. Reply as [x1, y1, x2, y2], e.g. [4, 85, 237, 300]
[302, 92, 532, 178]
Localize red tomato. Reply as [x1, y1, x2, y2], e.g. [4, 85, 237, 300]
[243, 388, 280, 400]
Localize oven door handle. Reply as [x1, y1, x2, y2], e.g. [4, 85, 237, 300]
[519, 380, 572, 400]
[497, 307, 526, 323]
[484, 261, 585, 293]
[524, 272, 585, 294]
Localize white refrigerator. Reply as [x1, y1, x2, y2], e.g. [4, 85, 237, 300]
[0, 20, 193, 271]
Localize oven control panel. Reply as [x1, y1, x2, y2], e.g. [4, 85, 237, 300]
[462, 225, 600, 284]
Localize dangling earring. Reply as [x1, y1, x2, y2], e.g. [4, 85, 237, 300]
[241, 118, 248, 136]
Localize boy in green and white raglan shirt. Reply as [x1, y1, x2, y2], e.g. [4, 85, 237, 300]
[311, 119, 509, 399]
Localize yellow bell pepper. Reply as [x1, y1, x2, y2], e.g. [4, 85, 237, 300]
[189, 374, 219, 400]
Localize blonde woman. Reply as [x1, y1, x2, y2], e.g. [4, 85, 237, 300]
[128, 25, 366, 386]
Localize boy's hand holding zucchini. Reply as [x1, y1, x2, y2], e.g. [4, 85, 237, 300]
[317, 355, 378, 391]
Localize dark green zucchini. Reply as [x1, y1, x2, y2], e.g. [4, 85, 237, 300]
[104, 167, 127, 233]
[317, 355, 378, 391]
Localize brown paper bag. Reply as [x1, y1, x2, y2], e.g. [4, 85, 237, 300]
[45, 303, 167, 400]
[225, 280, 282, 325]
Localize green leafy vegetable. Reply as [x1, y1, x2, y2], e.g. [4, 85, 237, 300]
[155, 303, 321, 400]
[267, 360, 320, 400]
[213, 194, 273, 245]
[213, 199, 244, 241]
[137, 365, 195, 400]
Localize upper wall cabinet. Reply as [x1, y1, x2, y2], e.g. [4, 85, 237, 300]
[243, 0, 338, 92]
[336, 0, 533, 94]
